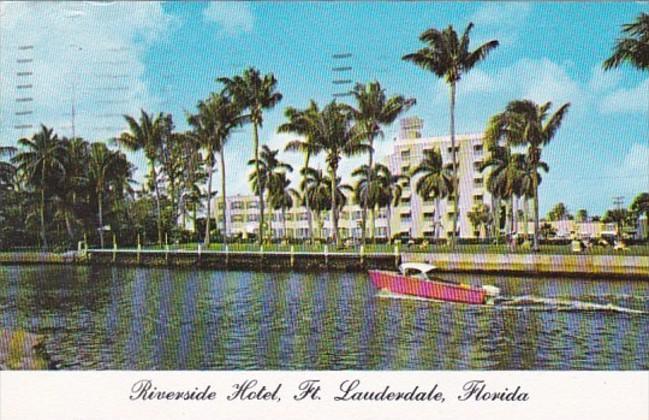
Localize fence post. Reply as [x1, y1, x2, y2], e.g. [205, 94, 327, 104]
[112, 234, 117, 263]
[360, 244, 365, 264]
[83, 233, 88, 252]
[324, 244, 329, 265]
[225, 244, 229, 265]
[290, 245, 295, 268]
[394, 244, 400, 267]
[165, 232, 169, 263]
[136, 233, 141, 264]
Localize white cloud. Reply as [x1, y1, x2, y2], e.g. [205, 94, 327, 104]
[469, 3, 531, 46]
[0, 2, 175, 147]
[607, 143, 649, 195]
[599, 79, 649, 114]
[203, 2, 254, 36]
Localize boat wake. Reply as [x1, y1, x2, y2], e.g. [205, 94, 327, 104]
[376, 291, 647, 314]
[495, 296, 647, 315]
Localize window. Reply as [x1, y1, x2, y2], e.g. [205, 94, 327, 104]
[247, 201, 259, 209]
[247, 214, 258, 222]
[400, 197, 411, 205]
[401, 165, 410, 174]
[218, 202, 224, 209]
[474, 177, 484, 187]
[352, 210, 362, 220]
[401, 213, 412, 222]
[473, 161, 483, 171]
[376, 227, 387, 237]
[231, 201, 244, 210]
[473, 144, 483, 152]
[400, 150, 411, 160]
[285, 213, 294, 221]
[474, 194, 484, 203]
[378, 209, 387, 219]
[340, 211, 350, 220]
[423, 212, 435, 219]
[297, 212, 309, 221]
[447, 146, 460, 154]
[231, 215, 244, 223]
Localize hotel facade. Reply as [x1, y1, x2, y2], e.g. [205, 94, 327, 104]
[213, 117, 493, 240]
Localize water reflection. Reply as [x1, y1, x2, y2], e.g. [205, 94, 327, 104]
[0, 266, 647, 370]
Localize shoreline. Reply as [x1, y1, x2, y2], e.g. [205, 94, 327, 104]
[0, 249, 647, 279]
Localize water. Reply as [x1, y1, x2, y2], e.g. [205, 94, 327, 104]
[0, 265, 647, 370]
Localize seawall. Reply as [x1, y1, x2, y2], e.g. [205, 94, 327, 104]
[1, 250, 647, 279]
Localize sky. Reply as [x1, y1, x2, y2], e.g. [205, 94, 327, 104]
[0, 1, 647, 216]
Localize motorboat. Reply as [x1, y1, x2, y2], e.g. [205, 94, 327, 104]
[369, 263, 500, 305]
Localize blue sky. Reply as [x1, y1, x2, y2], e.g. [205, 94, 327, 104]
[1, 2, 647, 216]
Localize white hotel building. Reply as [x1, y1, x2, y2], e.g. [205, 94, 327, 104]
[213, 117, 492, 240]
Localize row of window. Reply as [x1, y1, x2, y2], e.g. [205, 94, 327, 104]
[219, 209, 390, 221]
[399, 143, 484, 161]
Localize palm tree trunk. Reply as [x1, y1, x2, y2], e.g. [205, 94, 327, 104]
[204, 154, 214, 247]
[362, 141, 373, 245]
[449, 81, 459, 248]
[303, 152, 313, 243]
[435, 198, 441, 240]
[505, 198, 512, 235]
[40, 164, 48, 249]
[370, 205, 376, 243]
[533, 175, 540, 251]
[151, 162, 163, 246]
[282, 207, 288, 242]
[512, 196, 518, 235]
[193, 205, 198, 242]
[98, 191, 105, 248]
[220, 150, 227, 245]
[523, 197, 529, 240]
[253, 123, 264, 245]
[330, 165, 340, 247]
[386, 204, 392, 242]
[64, 212, 74, 243]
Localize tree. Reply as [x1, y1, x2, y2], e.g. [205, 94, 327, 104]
[411, 148, 453, 239]
[630, 192, 649, 239]
[547, 202, 571, 222]
[373, 164, 409, 242]
[218, 68, 282, 245]
[403, 22, 499, 247]
[268, 172, 299, 242]
[485, 99, 570, 251]
[603, 208, 629, 240]
[603, 13, 649, 72]
[13, 125, 66, 249]
[467, 203, 492, 239]
[279, 100, 322, 243]
[248, 145, 292, 241]
[309, 102, 370, 246]
[351, 164, 386, 242]
[301, 167, 332, 241]
[347, 81, 415, 244]
[118, 110, 171, 246]
[575, 208, 589, 223]
[188, 92, 246, 246]
[87, 143, 126, 248]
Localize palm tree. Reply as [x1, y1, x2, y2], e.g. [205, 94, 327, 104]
[467, 203, 492, 239]
[347, 81, 415, 244]
[279, 100, 322, 242]
[13, 125, 66, 249]
[351, 163, 390, 242]
[268, 172, 299, 242]
[218, 68, 283, 244]
[118, 110, 170, 246]
[411, 148, 453, 240]
[603, 12, 649, 72]
[485, 100, 570, 251]
[188, 92, 246, 246]
[630, 192, 649, 239]
[372, 163, 408, 242]
[248, 145, 293, 241]
[310, 102, 370, 246]
[0, 145, 16, 188]
[301, 167, 331, 241]
[403, 22, 499, 246]
[87, 143, 122, 248]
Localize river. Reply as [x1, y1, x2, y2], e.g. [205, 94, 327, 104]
[1, 265, 647, 369]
